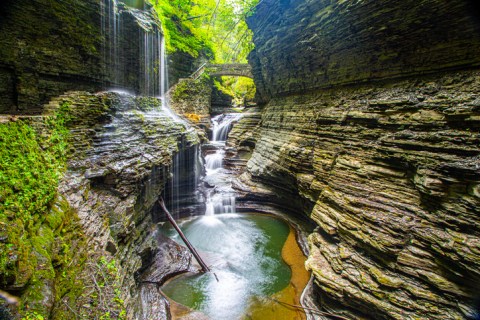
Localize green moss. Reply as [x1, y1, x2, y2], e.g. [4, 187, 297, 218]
[171, 81, 189, 100]
[0, 105, 74, 316]
[135, 96, 161, 111]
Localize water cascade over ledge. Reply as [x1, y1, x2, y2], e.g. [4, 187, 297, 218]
[159, 112, 311, 319]
[204, 113, 243, 216]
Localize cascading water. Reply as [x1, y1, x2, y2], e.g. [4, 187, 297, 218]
[100, 0, 201, 216]
[157, 36, 201, 215]
[160, 113, 310, 319]
[101, 0, 164, 97]
[203, 113, 243, 216]
[98, 2, 309, 319]
[211, 113, 243, 142]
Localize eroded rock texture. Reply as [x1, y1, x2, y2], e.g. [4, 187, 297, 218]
[248, 0, 480, 102]
[0, 0, 198, 114]
[169, 77, 212, 130]
[53, 92, 198, 318]
[0, 0, 103, 113]
[245, 0, 480, 318]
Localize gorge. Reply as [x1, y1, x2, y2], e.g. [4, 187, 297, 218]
[1, 0, 480, 319]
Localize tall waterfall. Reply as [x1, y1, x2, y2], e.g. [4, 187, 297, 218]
[100, 0, 164, 97]
[100, 0, 199, 217]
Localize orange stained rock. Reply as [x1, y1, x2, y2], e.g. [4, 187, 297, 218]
[244, 225, 310, 320]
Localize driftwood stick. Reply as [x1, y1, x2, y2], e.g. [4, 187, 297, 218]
[0, 289, 18, 305]
[158, 198, 211, 273]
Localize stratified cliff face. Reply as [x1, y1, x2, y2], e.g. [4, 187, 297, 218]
[0, 0, 198, 114]
[49, 92, 197, 319]
[248, 0, 480, 102]
[0, 0, 102, 113]
[245, 0, 480, 318]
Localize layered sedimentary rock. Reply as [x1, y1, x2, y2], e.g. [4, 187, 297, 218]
[0, 0, 197, 114]
[227, 106, 262, 168]
[169, 77, 212, 131]
[244, 0, 480, 318]
[0, 0, 102, 113]
[0, 91, 198, 319]
[52, 92, 197, 318]
[210, 85, 234, 115]
[248, 0, 480, 102]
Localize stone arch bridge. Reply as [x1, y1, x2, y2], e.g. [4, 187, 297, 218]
[191, 63, 253, 79]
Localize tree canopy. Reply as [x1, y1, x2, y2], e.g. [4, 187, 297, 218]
[150, 0, 259, 63]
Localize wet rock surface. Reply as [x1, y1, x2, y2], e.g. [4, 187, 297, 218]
[248, 0, 480, 102]
[52, 91, 198, 319]
[169, 77, 212, 132]
[0, 0, 103, 113]
[0, 0, 199, 114]
[226, 107, 263, 169]
[210, 85, 234, 115]
[245, 1, 480, 318]
[239, 70, 480, 319]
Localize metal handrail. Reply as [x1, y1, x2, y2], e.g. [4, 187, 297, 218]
[190, 62, 208, 80]
[189, 63, 252, 80]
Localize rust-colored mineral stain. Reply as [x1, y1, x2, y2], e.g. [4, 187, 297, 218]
[244, 225, 310, 320]
[166, 296, 210, 320]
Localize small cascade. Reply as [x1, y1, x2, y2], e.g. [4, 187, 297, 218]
[202, 113, 242, 217]
[205, 150, 224, 171]
[163, 141, 204, 217]
[211, 114, 243, 142]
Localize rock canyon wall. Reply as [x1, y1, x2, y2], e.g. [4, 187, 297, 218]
[0, 0, 198, 114]
[0, 0, 201, 318]
[244, 0, 480, 318]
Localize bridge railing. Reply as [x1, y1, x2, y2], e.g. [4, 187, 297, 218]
[190, 62, 208, 80]
[189, 63, 253, 80]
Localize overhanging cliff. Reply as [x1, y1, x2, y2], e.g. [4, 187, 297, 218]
[248, 0, 480, 102]
[244, 0, 480, 318]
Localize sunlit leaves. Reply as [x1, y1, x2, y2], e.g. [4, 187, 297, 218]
[150, 0, 259, 62]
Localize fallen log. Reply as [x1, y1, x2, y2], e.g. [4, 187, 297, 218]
[158, 198, 211, 273]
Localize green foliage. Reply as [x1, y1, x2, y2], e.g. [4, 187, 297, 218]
[149, 0, 258, 62]
[22, 311, 44, 320]
[0, 105, 71, 283]
[0, 103, 126, 319]
[75, 255, 126, 320]
[0, 105, 83, 318]
[48, 247, 126, 320]
[215, 76, 256, 105]
[151, 0, 208, 57]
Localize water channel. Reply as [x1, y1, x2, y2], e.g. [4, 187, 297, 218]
[99, 6, 310, 316]
[159, 114, 310, 319]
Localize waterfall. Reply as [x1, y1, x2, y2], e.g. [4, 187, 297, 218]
[160, 36, 167, 99]
[158, 35, 189, 124]
[157, 33, 200, 215]
[164, 142, 203, 217]
[100, 0, 200, 217]
[101, 0, 163, 97]
[205, 150, 224, 171]
[211, 114, 243, 142]
[100, 0, 189, 123]
[203, 113, 242, 217]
